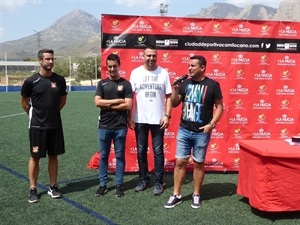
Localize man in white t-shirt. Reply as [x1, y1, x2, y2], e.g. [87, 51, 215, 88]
[129, 45, 172, 195]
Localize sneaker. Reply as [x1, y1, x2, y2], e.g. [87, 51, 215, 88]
[191, 194, 202, 208]
[95, 185, 108, 197]
[28, 188, 39, 203]
[115, 185, 124, 197]
[153, 183, 164, 195]
[164, 195, 182, 208]
[47, 184, 62, 198]
[134, 181, 148, 192]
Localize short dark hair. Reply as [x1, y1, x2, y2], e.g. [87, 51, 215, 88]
[106, 53, 120, 66]
[145, 45, 156, 51]
[37, 49, 54, 59]
[190, 55, 206, 67]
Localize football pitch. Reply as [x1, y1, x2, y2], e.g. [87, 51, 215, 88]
[0, 91, 299, 225]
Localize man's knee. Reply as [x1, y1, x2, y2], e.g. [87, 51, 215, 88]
[175, 158, 188, 169]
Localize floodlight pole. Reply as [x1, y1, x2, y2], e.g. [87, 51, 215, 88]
[69, 56, 72, 92]
[5, 52, 8, 92]
[159, 3, 168, 16]
[95, 57, 97, 80]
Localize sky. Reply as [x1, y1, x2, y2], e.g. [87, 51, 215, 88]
[0, 0, 281, 43]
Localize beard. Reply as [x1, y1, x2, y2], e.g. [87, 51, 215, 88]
[42, 64, 53, 71]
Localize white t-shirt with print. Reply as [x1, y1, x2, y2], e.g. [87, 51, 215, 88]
[130, 65, 172, 124]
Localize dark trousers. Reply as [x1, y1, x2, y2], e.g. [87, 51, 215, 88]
[134, 123, 165, 185]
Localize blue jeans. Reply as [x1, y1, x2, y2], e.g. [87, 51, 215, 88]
[98, 128, 127, 186]
[176, 126, 211, 163]
[134, 123, 165, 185]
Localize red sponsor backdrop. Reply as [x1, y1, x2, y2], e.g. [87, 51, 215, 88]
[100, 14, 300, 172]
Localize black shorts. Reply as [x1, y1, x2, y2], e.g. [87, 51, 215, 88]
[29, 129, 65, 158]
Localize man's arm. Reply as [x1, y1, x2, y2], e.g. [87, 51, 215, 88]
[20, 96, 31, 114]
[160, 93, 172, 129]
[110, 98, 132, 111]
[127, 92, 135, 130]
[165, 93, 172, 116]
[60, 95, 67, 110]
[199, 99, 224, 132]
[210, 99, 224, 125]
[94, 96, 127, 110]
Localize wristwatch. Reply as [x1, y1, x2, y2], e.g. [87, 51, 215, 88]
[165, 114, 171, 119]
[209, 122, 215, 128]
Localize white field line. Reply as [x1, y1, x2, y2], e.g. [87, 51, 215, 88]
[0, 112, 26, 119]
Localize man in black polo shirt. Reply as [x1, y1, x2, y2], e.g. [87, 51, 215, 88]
[94, 53, 133, 197]
[21, 49, 68, 203]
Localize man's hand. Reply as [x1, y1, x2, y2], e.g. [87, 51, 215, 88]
[160, 116, 169, 129]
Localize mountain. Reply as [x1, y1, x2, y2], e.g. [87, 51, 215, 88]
[187, 1, 300, 21]
[273, 0, 300, 21]
[0, 9, 100, 60]
[238, 4, 277, 20]
[1, 1, 300, 60]
[187, 3, 277, 20]
[187, 3, 244, 19]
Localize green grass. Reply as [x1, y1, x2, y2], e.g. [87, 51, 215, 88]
[0, 92, 299, 225]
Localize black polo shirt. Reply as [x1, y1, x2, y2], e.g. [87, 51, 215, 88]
[21, 73, 67, 130]
[95, 77, 133, 130]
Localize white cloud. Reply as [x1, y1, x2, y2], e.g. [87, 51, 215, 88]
[0, 0, 42, 42]
[1, 0, 42, 13]
[2, 0, 29, 12]
[115, 0, 169, 9]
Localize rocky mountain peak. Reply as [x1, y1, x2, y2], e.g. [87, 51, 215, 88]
[41, 9, 100, 42]
[273, 0, 300, 21]
[187, 3, 277, 20]
[187, 3, 243, 18]
[1, 9, 100, 60]
[238, 4, 277, 20]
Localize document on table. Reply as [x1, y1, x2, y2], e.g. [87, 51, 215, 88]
[285, 139, 300, 146]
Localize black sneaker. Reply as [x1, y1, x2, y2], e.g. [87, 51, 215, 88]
[47, 184, 62, 198]
[134, 181, 148, 192]
[164, 195, 182, 208]
[95, 185, 108, 197]
[28, 188, 39, 203]
[153, 183, 164, 195]
[115, 185, 124, 197]
[191, 194, 202, 208]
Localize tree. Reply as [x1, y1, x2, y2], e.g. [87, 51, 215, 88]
[76, 57, 100, 85]
[23, 57, 36, 61]
[53, 60, 69, 77]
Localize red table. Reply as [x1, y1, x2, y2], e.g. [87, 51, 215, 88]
[237, 140, 300, 212]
